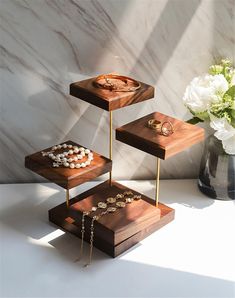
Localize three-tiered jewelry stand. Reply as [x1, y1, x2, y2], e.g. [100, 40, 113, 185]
[25, 75, 204, 258]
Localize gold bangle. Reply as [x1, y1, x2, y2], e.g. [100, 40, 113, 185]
[93, 74, 141, 92]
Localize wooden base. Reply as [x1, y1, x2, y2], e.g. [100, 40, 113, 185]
[49, 181, 175, 257]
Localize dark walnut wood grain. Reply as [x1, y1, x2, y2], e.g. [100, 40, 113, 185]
[49, 180, 175, 257]
[70, 77, 155, 111]
[25, 141, 112, 189]
[116, 112, 204, 159]
[69, 182, 161, 245]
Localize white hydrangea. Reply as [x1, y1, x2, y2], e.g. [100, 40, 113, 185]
[210, 115, 235, 154]
[183, 74, 228, 114]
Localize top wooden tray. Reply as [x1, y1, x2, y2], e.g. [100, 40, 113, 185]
[25, 141, 112, 189]
[116, 112, 204, 159]
[70, 76, 154, 111]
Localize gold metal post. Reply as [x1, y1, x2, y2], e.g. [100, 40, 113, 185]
[155, 157, 160, 207]
[109, 111, 113, 186]
[66, 189, 70, 208]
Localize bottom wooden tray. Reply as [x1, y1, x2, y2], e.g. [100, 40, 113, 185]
[49, 181, 175, 257]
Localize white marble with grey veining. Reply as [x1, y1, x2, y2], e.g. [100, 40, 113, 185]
[0, 0, 234, 183]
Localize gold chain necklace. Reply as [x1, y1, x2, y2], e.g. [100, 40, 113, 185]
[75, 195, 123, 262]
[75, 191, 141, 266]
[83, 191, 141, 267]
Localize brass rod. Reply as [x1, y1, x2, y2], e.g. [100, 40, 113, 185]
[109, 110, 113, 186]
[66, 189, 69, 208]
[155, 158, 160, 207]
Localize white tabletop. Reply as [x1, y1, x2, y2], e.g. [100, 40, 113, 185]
[1, 180, 235, 298]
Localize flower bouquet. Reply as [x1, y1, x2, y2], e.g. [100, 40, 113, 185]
[183, 59, 235, 154]
[183, 59, 235, 200]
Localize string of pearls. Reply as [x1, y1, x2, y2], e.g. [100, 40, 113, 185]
[41, 143, 93, 169]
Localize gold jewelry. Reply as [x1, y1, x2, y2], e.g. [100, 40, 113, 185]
[116, 201, 126, 208]
[147, 119, 174, 137]
[84, 210, 108, 267]
[106, 197, 116, 204]
[97, 202, 107, 209]
[133, 194, 141, 200]
[84, 215, 96, 267]
[75, 207, 97, 262]
[83, 191, 141, 266]
[116, 193, 124, 199]
[148, 119, 161, 130]
[161, 121, 174, 136]
[107, 206, 117, 213]
[75, 211, 86, 262]
[123, 190, 134, 196]
[77, 190, 131, 261]
[125, 197, 134, 203]
[93, 74, 141, 92]
[76, 197, 113, 262]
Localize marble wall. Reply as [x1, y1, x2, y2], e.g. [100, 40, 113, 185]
[0, 0, 234, 183]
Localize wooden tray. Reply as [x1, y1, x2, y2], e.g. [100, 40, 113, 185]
[70, 77, 154, 111]
[25, 141, 112, 189]
[116, 112, 204, 159]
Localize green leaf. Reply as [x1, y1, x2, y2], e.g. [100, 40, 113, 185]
[186, 117, 204, 125]
[231, 118, 235, 129]
[224, 85, 235, 100]
[195, 111, 210, 120]
[231, 110, 235, 119]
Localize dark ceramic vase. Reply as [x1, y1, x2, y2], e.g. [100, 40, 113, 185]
[198, 135, 235, 200]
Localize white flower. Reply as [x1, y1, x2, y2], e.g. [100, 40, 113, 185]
[183, 74, 228, 114]
[210, 115, 235, 154]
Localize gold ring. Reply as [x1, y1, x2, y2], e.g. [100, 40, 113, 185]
[161, 121, 174, 136]
[147, 119, 161, 130]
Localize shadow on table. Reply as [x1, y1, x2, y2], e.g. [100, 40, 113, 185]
[145, 179, 214, 209]
[48, 229, 142, 264]
[43, 239, 235, 297]
[1, 183, 234, 297]
[0, 183, 67, 239]
[3, 231, 234, 298]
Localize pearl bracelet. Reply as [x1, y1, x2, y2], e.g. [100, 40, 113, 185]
[41, 143, 94, 169]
